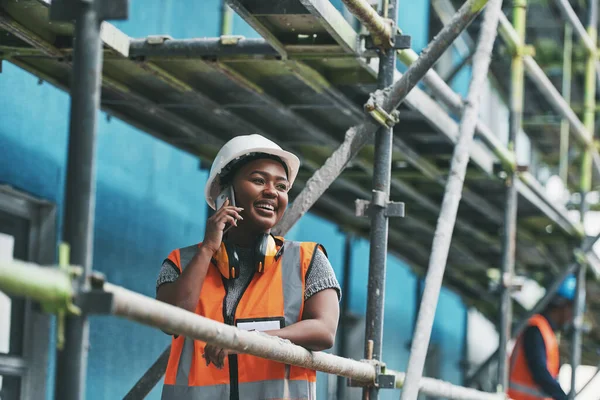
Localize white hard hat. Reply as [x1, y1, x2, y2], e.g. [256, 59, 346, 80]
[204, 134, 300, 209]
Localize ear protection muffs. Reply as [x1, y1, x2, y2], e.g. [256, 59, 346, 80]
[212, 234, 284, 279]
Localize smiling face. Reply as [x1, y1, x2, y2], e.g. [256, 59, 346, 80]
[231, 158, 289, 233]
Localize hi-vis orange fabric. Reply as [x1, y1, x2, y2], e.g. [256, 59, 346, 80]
[508, 314, 559, 400]
[161, 239, 320, 400]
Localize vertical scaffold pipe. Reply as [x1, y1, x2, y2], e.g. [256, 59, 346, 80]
[399, 1, 502, 399]
[362, 0, 398, 398]
[338, 233, 354, 400]
[54, 3, 103, 400]
[559, 24, 573, 184]
[497, 0, 526, 393]
[570, 2, 597, 398]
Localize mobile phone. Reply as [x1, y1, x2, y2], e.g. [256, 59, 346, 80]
[215, 186, 236, 210]
[215, 186, 236, 234]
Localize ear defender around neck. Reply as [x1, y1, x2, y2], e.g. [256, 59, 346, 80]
[213, 242, 241, 279]
[212, 235, 284, 279]
[254, 233, 278, 273]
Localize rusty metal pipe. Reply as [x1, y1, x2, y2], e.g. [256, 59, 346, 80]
[341, 0, 393, 46]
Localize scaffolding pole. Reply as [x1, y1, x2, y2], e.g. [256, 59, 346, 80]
[273, 0, 490, 237]
[570, 1, 597, 398]
[0, 260, 507, 400]
[40, 2, 128, 398]
[53, 2, 102, 399]
[497, 0, 525, 392]
[337, 233, 354, 400]
[129, 37, 278, 58]
[559, 24, 573, 184]
[466, 231, 600, 385]
[362, 0, 398, 397]
[570, 262, 587, 400]
[399, 2, 502, 399]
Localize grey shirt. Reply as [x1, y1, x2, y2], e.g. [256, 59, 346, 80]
[156, 245, 341, 321]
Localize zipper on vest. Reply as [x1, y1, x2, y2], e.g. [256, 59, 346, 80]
[223, 274, 254, 400]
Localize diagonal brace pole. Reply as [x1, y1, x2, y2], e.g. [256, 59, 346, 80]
[399, 1, 503, 399]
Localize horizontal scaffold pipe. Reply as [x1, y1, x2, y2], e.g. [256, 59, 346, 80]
[128, 37, 279, 58]
[0, 260, 507, 400]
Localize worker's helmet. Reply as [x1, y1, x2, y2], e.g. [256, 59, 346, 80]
[556, 273, 577, 301]
[204, 134, 300, 210]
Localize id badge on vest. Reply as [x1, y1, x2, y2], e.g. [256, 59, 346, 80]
[235, 317, 285, 332]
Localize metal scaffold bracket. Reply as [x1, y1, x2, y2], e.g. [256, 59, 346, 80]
[364, 93, 400, 128]
[516, 44, 536, 57]
[355, 192, 405, 218]
[145, 35, 174, 45]
[493, 162, 528, 178]
[49, 0, 129, 22]
[220, 35, 246, 45]
[346, 360, 396, 389]
[364, 32, 412, 51]
[75, 271, 116, 315]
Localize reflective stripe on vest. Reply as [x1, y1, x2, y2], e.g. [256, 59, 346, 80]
[282, 241, 302, 327]
[162, 240, 318, 400]
[508, 382, 548, 398]
[162, 383, 229, 399]
[163, 379, 316, 400]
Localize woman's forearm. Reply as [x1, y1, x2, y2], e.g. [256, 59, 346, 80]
[157, 244, 214, 312]
[266, 319, 336, 351]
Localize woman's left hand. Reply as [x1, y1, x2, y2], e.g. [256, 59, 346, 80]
[203, 344, 236, 369]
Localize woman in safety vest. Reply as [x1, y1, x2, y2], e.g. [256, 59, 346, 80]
[507, 274, 577, 400]
[155, 134, 341, 400]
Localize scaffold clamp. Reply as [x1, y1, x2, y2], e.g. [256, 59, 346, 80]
[347, 360, 396, 389]
[365, 94, 399, 128]
[356, 191, 405, 218]
[364, 32, 412, 51]
[75, 272, 115, 315]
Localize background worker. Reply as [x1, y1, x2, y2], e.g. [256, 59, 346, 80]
[155, 134, 341, 400]
[508, 274, 578, 400]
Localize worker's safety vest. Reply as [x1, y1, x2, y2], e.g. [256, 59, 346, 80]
[161, 239, 319, 400]
[507, 314, 559, 400]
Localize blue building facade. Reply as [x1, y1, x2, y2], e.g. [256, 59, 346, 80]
[0, 1, 468, 399]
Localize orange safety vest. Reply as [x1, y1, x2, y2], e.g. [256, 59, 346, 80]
[508, 314, 559, 400]
[161, 239, 319, 400]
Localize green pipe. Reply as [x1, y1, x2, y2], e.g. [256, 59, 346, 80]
[560, 25, 574, 184]
[0, 259, 76, 314]
[580, 23, 597, 194]
[510, 0, 526, 124]
[221, 1, 234, 36]
[497, 0, 526, 393]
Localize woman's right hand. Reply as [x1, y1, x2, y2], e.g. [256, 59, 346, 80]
[203, 198, 244, 253]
